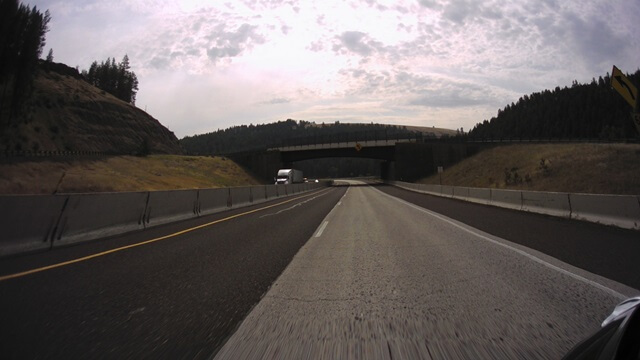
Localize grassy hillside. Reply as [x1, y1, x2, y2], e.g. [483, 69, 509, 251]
[418, 143, 640, 195]
[1, 62, 182, 155]
[0, 155, 261, 194]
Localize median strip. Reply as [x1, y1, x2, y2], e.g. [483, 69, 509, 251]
[0, 188, 333, 282]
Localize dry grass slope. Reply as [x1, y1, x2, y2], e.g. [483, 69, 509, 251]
[2, 64, 182, 155]
[0, 155, 261, 194]
[418, 143, 640, 195]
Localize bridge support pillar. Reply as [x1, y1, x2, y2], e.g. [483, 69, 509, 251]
[394, 143, 434, 182]
[380, 161, 395, 181]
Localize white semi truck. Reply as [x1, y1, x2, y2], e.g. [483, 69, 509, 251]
[275, 169, 304, 184]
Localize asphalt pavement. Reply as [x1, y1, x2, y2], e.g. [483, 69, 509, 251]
[0, 187, 345, 359]
[375, 183, 640, 291]
[1, 181, 638, 359]
[215, 180, 638, 359]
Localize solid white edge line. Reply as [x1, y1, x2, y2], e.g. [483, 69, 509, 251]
[315, 221, 329, 238]
[372, 186, 629, 301]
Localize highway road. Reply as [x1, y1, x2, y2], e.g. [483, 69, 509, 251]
[0, 187, 346, 359]
[214, 181, 638, 359]
[1, 181, 638, 359]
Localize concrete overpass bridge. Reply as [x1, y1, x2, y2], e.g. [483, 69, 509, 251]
[229, 133, 487, 182]
[271, 139, 403, 162]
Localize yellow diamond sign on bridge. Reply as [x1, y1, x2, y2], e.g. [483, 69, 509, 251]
[611, 65, 638, 109]
[355, 143, 362, 151]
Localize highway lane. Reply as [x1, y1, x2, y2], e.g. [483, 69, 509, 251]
[0, 186, 346, 359]
[216, 180, 638, 359]
[376, 183, 640, 291]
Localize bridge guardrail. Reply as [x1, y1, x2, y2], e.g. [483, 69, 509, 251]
[265, 135, 638, 153]
[0, 182, 330, 258]
[388, 181, 640, 230]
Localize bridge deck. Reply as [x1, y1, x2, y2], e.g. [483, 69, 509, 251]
[270, 139, 418, 152]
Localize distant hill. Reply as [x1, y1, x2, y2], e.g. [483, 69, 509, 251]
[180, 119, 457, 155]
[1, 61, 182, 155]
[469, 69, 640, 140]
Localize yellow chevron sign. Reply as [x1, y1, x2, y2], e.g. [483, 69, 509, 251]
[611, 65, 638, 109]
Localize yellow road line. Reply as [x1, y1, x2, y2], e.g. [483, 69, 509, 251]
[0, 188, 332, 282]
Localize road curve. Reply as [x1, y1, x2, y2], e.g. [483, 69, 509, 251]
[215, 180, 637, 359]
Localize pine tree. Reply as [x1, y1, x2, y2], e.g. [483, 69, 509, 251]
[0, 1, 50, 125]
[81, 54, 139, 104]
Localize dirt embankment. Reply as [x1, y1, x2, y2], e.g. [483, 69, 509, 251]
[0, 155, 261, 194]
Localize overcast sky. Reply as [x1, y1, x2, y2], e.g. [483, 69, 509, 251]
[30, 0, 640, 138]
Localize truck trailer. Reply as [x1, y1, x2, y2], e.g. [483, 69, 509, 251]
[275, 169, 304, 184]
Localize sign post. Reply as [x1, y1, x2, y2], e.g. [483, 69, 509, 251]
[633, 113, 640, 135]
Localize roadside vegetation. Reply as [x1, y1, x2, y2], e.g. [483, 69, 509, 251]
[469, 70, 640, 140]
[0, 155, 261, 194]
[418, 143, 640, 195]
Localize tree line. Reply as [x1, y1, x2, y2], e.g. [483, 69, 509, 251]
[469, 70, 640, 140]
[0, 0, 50, 126]
[81, 55, 139, 105]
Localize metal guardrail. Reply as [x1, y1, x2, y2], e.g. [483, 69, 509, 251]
[268, 135, 639, 152]
[0, 150, 141, 158]
[2, 150, 113, 158]
[461, 137, 639, 144]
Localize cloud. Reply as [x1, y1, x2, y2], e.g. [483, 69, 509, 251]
[148, 54, 171, 69]
[408, 92, 486, 107]
[332, 31, 385, 57]
[337, 67, 503, 110]
[563, 13, 626, 70]
[442, 0, 479, 24]
[40, 0, 640, 138]
[418, 0, 442, 10]
[307, 40, 324, 52]
[207, 23, 265, 62]
[261, 97, 291, 105]
[418, 0, 502, 25]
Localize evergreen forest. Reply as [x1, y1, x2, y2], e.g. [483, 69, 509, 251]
[469, 70, 640, 140]
[0, 0, 50, 126]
